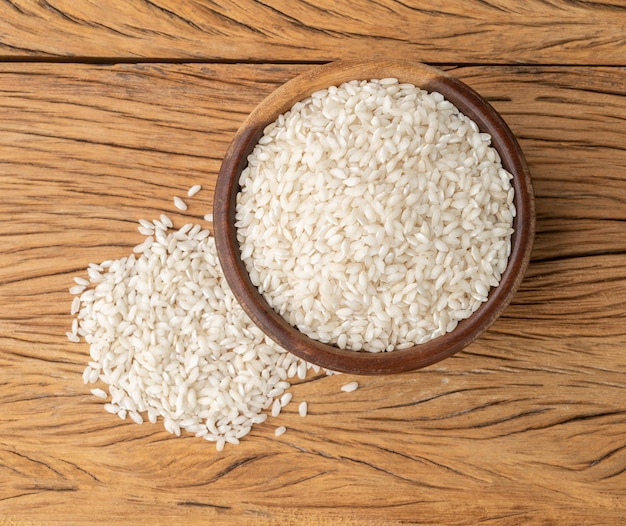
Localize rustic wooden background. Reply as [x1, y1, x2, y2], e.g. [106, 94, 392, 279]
[1, 1, 626, 524]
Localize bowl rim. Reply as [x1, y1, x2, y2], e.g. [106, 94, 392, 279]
[213, 59, 535, 375]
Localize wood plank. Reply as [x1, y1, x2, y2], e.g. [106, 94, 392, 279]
[1, 62, 626, 523]
[0, 0, 625, 64]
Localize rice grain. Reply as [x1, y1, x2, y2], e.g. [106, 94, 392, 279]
[275, 425, 286, 436]
[173, 196, 188, 211]
[280, 392, 292, 407]
[341, 381, 359, 393]
[188, 184, 202, 197]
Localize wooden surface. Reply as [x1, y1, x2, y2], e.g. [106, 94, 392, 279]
[1, 0, 625, 64]
[1, 2, 626, 525]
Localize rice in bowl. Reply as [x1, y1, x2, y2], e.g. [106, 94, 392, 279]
[235, 78, 515, 353]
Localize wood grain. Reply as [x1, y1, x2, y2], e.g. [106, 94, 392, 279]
[0, 0, 625, 64]
[1, 62, 626, 524]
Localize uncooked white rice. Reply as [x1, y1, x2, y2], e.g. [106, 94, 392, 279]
[275, 425, 286, 436]
[236, 78, 515, 352]
[280, 392, 293, 407]
[160, 213, 173, 228]
[188, 184, 202, 197]
[70, 213, 321, 449]
[69, 284, 85, 295]
[65, 331, 80, 343]
[341, 381, 359, 393]
[90, 388, 108, 399]
[173, 196, 188, 210]
[104, 403, 120, 414]
[299, 401, 308, 417]
[271, 398, 282, 417]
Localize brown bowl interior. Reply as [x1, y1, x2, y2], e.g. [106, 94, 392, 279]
[214, 60, 535, 375]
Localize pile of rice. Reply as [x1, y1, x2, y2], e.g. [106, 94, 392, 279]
[70, 210, 319, 451]
[236, 78, 515, 352]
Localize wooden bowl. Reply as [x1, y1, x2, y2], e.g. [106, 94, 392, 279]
[214, 60, 535, 375]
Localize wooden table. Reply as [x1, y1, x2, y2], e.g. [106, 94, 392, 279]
[2, 2, 625, 524]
